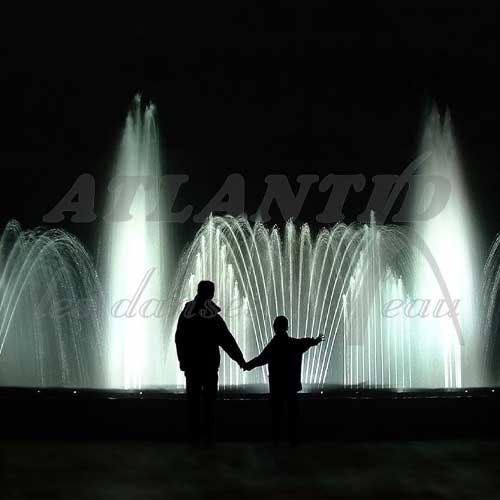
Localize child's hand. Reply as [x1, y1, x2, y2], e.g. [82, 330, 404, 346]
[314, 335, 325, 345]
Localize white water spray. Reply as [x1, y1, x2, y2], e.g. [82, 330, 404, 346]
[104, 95, 168, 389]
[412, 108, 481, 388]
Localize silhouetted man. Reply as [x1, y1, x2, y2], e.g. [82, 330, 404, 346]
[175, 280, 245, 442]
[244, 315, 323, 444]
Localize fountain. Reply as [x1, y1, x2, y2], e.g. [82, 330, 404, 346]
[412, 108, 482, 388]
[166, 215, 417, 388]
[0, 99, 493, 391]
[164, 107, 485, 390]
[102, 95, 169, 389]
[481, 236, 500, 385]
[0, 220, 103, 387]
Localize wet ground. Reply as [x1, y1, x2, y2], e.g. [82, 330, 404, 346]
[1, 439, 499, 499]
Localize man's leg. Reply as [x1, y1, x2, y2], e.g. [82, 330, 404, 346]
[201, 371, 218, 443]
[185, 371, 202, 442]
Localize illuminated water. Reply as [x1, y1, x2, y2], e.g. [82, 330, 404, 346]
[0, 221, 103, 387]
[412, 108, 482, 388]
[166, 215, 417, 388]
[103, 95, 168, 389]
[0, 102, 492, 390]
[481, 235, 500, 385]
[165, 108, 484, 389]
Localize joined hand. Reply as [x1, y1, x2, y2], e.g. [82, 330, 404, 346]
[314, 334, 325, 345]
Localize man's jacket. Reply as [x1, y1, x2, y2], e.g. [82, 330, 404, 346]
[175, 298, 244, 372]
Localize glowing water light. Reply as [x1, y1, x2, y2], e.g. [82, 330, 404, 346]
[165, 109, 484, 390]
[0, 220, 103, 387]
[0, 100, 487, 392]
[103, 95, 168, 389]
[412, 108, 481, 388]
[166, 215, 417, 388]
[481, 233, 500, 385]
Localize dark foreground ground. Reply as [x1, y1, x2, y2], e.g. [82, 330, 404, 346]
[1, 387, 499, 441]
[1, 439, 499, 499]
[1, 389, 499, 498]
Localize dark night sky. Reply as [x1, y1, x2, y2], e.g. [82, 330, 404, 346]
[0, 4, 497, 260]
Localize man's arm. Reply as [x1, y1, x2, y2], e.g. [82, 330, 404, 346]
[217, 317, 245, 367]
[175, 310, 188, 371]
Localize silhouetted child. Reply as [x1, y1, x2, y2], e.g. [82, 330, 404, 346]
[244, 315, 323, 444]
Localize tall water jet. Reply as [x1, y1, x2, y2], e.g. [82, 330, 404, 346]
[103, 95, 168, 389]
[0, 220, 104, 387]
[412, 108, 481, 388]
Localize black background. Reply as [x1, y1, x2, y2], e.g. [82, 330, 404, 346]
[0, 4, 497, 260]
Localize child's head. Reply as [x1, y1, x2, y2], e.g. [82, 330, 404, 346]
[273, 315, 288, 335]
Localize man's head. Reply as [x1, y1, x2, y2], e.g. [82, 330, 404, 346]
[196, 280, 215, 301]
[273, 315, 289, 335]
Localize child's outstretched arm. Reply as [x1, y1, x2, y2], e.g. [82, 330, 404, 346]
[244, 341, 274, 371]
[298, 334, 324, 353]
